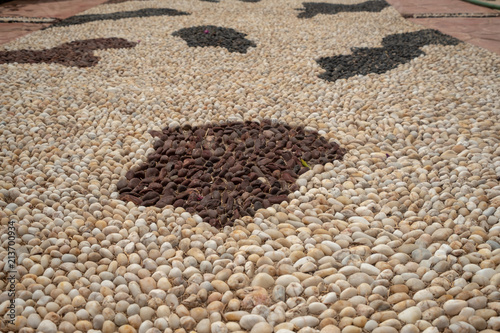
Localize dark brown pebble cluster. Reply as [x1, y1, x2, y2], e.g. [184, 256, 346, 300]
[105, 0, 148, 3]
[117, 120, 345, 227]
[46, 8, 190, 29]
[297, 0, 389, 19]
[317, 29, 460, 81]
[0, 38, 137, 67]
[172, 25, 256, 54]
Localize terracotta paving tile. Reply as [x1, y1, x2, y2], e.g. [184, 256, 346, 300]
[0, 0, 108, 19]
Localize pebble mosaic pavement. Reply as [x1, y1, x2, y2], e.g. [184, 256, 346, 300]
[0, 1, 500, 333]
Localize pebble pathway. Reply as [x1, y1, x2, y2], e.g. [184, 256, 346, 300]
[0, 1, 499, 333]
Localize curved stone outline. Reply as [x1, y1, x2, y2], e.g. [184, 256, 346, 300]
[316, 29, 461, 81]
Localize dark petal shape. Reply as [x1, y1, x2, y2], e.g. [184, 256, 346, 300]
[117, 177, 129, 190]
[118, 119, 346, 228]
[173, 199, 185, 208]
[172, 25, 256, 54]
[297, 1, 389, 19]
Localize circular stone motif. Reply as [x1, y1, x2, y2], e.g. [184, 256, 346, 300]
[117, 120, 345, 227]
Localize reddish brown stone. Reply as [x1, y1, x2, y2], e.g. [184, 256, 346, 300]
[117, 120, 346, 227]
